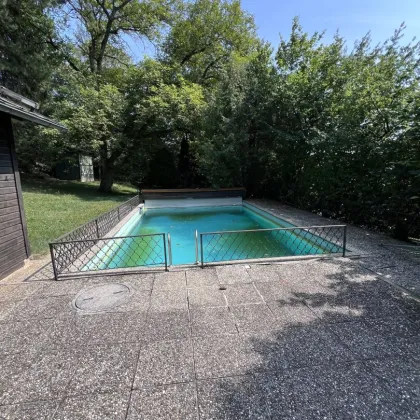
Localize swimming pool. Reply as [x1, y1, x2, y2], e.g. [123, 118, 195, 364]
[83, 203, 345, 270]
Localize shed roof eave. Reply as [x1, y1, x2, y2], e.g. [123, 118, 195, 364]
[0, 100, 66, 131]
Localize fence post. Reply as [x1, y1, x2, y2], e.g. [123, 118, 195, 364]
[163, 233, 168, 271]
[342, 225, 347, 257]
[195, 230, 199, 264]
[167, 233, 173, 267]
[117, 206, 120, 221]
[200, 234, 204, 269]
[95, 219, 100, 238]
[49, 243, 59, 281]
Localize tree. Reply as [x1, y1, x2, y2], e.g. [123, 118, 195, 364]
[0, 0, 59, 99]
[122, 59, 205, 187]
[195, 42, 278, 191]
[196, 17, 420, 238]
[162, 0, 257, 85]
[48, 0, 176, 191]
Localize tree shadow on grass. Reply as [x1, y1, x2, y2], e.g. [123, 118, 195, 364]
[205, 258, 420, 419]
[21, 178, 136, 203]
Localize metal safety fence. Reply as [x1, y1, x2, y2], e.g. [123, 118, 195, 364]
[49, 195, 143, 280]
[50, 234, 167, 279]
[52, 195, 140, 244]
[199, 225, 346, 267]
[49, 197, 347, 278]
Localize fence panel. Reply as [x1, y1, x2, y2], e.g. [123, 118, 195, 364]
[200, 225, 346, 266]
[49, 195, 143, 279]
[50, 233, 167, 278]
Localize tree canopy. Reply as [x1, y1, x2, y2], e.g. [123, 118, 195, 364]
[2, 1, 419, 238]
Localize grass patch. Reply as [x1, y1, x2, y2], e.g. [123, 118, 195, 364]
[22, 179, 137, 257]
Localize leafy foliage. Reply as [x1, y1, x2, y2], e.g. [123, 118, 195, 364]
[0, 0, 59, 98]
[2, 3, 419, 238]
[197, 19, 420, 238]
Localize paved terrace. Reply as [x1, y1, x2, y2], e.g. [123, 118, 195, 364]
[0, 200, 419, 419]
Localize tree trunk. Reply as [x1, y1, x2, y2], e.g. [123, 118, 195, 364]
[99, 158, 114, 193]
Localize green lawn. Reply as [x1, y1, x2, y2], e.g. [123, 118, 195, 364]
[22, 179, 137, 257]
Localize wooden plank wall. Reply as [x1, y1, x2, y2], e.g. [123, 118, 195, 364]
[0, 112, 30, 279]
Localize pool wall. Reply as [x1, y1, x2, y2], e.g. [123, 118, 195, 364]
[145, 197, 242, 209]
[81, 200, 344, 272]
[243, 202, 296, 228]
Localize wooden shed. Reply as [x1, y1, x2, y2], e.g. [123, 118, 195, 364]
[55, 153, 95, 182]
[0, 86, 65, 279]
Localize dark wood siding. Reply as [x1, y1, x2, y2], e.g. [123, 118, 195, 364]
[0, 112, 30, 279]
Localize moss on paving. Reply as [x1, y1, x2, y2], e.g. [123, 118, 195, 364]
[22, 179, 137, 257]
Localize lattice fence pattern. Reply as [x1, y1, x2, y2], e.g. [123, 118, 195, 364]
[49, 195, 144, 279]
[51, 234, 167, 276]
[200, 225, 346, 266]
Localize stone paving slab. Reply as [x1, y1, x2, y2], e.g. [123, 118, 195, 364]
[42, 315, 95, 349]
[370, 263, 420, 295]
[273, 260, 341, 285]
[405, 339, 420, 364]
[0, 285, 19, 301]
[247, 198, 420, 295]
[240, 330, 289, 373]
[0, 400, 58, 420]
[149, 288, 188, 312]
[0, 319, 50, 354]
[254, 280, 304, 303]
[186, 268, 219, 288]
[216, 265, 251, 284]
[127, 383, 198, 420]
[108, 289, 151, 313]
[230, 303, 277, 332]
[87, 312, 146, 345]
[268, 300, 320, 326]
[1, 348, 79, 405]
[134, 338, 194, 388]
[0, 241, 420, 419]
[187, 286, 226, 308]
[0, 283, 43, 302]
[364, 357, 420, 404]
[304, 296, 364, 323]
[223, 283, 265, 306]
[55, 392, 129, 420]
[193, 334, 253, 379]
[94, 273, 155, 290]
[0, 300, 25, 322]
[275, 325, 355, 369]
[5, 296, 75, 321]
[142, 309, 191, 343]
[153, 271, 186, 290]
[355, 295, 414, 320]
[0, 351, 37, 401]
[281, 276, 337, 300]
[197, 375, 271, 419]
[290, 362, 416, 419]
[190, 307, 237, 337]
[328, 320, 401, 360]
[365, 316, 420, 343]
[39, 278, 99, 297]
[259, 372, 295, 418]
[66, 343, 139, 396]
[246, 264, 281, 282]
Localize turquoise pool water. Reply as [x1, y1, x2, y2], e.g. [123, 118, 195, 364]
[84, 204, 340, 268]
[129, 205, 291, 265]
[83, 204, 343, 270]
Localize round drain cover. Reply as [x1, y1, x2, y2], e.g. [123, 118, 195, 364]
[74, 283, 131, 312]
